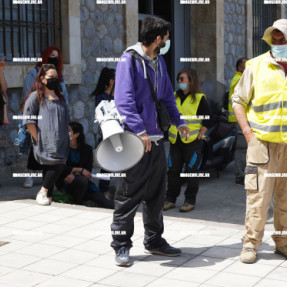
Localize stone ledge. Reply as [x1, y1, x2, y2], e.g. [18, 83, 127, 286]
[4, 64, 82, 88]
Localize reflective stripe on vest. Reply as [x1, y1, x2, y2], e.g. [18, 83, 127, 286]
[228, 72, 242, 123]
[246, 51, 287, 143]
[250, 100, 287, 113]
[168, 93, 205, 144]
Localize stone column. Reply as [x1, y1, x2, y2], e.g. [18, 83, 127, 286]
[189, 1, 224, 84]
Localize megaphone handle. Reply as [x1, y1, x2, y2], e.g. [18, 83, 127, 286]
[100, 106, 106, 115]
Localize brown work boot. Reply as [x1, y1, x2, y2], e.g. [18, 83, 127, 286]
[240, 247, 257, 264]
[163, 201, 175, 211]
[275, 245, 287, 259]
[179, 203, 194, 212]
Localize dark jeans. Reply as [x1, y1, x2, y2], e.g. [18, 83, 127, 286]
[166, 138, 203, 205]
[111, 140, 168, 250]
[68, 175, 114, 209]
[42, 164, 65, 197]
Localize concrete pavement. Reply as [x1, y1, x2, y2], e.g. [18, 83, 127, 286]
[0, 162, 285, 287]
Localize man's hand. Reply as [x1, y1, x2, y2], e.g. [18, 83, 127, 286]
[178, 126, 190, 142]
[243, 128, 255, 144]
[139, 132, 152, 152]
[197, 126, 207, 140]
[233, 105, 255, 144]
[64, 174, 75, 184]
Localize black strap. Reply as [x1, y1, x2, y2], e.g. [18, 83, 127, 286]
[128, 50, 160, 109]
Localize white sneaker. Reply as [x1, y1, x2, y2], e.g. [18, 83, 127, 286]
[36, 191, 50, 206]
[23, 177, 34, 188]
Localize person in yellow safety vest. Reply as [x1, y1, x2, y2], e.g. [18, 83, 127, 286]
[232, 19, 287, 264]
[229, 58, 248, 187]
[164, 68, 213, 212]
[228, 58, 247, 123]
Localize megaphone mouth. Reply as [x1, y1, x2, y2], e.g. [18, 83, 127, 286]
[95, 131, 145, 172]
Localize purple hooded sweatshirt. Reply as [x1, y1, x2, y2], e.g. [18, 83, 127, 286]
[114, 42, 185, 140]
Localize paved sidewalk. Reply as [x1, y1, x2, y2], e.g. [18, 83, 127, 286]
[0, 164, 286, 286]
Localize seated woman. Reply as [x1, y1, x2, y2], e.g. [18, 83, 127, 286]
[57, 121, 114, 209]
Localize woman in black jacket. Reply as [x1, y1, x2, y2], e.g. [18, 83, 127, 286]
[58, 121, 114, 209]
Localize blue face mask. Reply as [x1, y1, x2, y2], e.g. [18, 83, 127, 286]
[178, 83, 188, 91]
[160, 40, 170, 55]
[271, 44, 287, 59]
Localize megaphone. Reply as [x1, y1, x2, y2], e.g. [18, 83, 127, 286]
[94, 100, 145, 172]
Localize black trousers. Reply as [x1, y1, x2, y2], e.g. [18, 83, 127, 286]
[68, 175, 114, 209]
[42, 164, 65, 197]
[111, 140, 167, 250]
[27, 145, 43, 171]
[99, 168, 110, 192]
[166, 138, 203, 205]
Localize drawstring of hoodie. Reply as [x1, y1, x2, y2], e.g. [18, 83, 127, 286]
[142, 59, 147, 79]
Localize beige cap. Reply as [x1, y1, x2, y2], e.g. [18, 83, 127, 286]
[262, 19, 287, 46]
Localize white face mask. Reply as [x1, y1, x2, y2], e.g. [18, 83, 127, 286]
[271, 44, 287, 59]
[160, 39, 170, 55]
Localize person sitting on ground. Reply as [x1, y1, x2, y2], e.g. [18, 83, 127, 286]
[57, 121, 114, 209]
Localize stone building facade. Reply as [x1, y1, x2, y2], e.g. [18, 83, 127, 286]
[224, 0, 247, 88]
[0, 0, 127, 174]
[0, 0, 285, 173]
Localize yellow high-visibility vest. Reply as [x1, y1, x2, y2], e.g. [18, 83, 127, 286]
[228, 71, 242, 123]
[246, 51, 287, 143]
[169, 93, 205, 144]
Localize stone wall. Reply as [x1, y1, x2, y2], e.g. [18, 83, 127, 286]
[224, 0, 247, 89]
[0, 1, 126, 173]
[79, 1, 125, 147]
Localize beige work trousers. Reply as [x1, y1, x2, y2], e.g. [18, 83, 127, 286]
[243, 136, 287, 249]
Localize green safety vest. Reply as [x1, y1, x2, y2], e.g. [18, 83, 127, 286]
[228, 71, 242, 123]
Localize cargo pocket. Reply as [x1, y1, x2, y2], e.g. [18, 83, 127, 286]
[247, 136, 269, 164]
[244, 165, 258, 191]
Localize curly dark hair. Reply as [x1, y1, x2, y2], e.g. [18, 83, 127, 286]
[140, 16, 171, 46]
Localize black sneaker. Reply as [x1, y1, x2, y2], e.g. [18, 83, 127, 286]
[145, 244, 181, 257]
[115, 246, 132, 267]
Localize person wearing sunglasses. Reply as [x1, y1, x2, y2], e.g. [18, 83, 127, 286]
[164, 68, 213, 212]
[22, 64, 69, 205]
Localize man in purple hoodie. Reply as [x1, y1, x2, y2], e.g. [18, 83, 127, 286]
[111, 16, 190, 267]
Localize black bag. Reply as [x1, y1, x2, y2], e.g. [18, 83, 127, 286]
[156, 100, 171, 132]
[129, 50, 171, 132]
